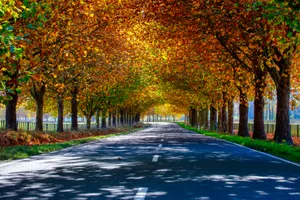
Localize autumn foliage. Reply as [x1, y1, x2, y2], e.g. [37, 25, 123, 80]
[0, 0, 300, 144]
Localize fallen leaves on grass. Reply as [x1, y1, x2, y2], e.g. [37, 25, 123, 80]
[0, 128, 129, 148]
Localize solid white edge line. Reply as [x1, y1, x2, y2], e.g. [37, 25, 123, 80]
[0, 160, 21, 167]
[152, 155, 159, 162]
[134, 187, 148, 200]
[223, 139, 300, 168]
[180, 127, 300, 168]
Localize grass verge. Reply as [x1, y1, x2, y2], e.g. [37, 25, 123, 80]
[177, 122, 300, 163]
[0, 127, 144, 161]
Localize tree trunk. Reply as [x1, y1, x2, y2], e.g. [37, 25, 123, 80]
[112, 110, 116, 127]
[101, 110, 106, 129]
[96, 110, 100, 129]
[86, 115, 91, 130]
[71, 86, 79, 131]
[198, 109, 202, 128]
[273, 75, 293, 144]
[238, 90, 250, 137]
[135, 113, 140, 123]
[5, 92, 18, 131]
[108, 111, 112, 127]
[203, 108, 209, 129]
[125, 111, 129, 125]
[189, 107, 197, 127]
[128, 113, 132, 126]
[132, 114, 135, 125]
[252, 72, 266, 140]
[57, 95, 64, 133]
[30, 84, 46, 132]
[228, 98, 234, 135]
[210, 105, 217, 131]
[120, 109, 124, 125]
[222, 101, 228, 133]
[217, 106, 222, 132]
[35, 95, 44, 132]
[116, 110, 120, 126]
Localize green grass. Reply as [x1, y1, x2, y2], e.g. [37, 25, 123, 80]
[177, 122, 300, 163]
[0, 127, 143, 161]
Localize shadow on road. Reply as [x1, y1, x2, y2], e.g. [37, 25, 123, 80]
[0, 123, 299, 200]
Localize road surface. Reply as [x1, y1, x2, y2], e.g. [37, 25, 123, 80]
[0, 122, 299, 200]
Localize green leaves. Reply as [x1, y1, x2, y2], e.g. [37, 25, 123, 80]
[287, 31, 293, 38]
[23, 0, 30, 7]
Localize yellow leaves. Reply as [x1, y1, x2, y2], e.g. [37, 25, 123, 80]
[94, 47, 100, 53]
[83, 50, 88, 57]
[54, 83, 65, 93]
[1, 67, 7, 72]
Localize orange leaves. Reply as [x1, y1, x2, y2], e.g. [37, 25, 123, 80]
[54, 83, 65, 93]
[31, 74, 43, 82]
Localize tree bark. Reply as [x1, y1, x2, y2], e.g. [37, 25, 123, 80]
[222, 101, 228, 133]
[189, 107, 197, 127]
[86, 115, 91, 130]
[108, 111, 112, 127]
[273, 74, 293, 144]
[228, 98, 234, 135]
[238, 90, 250, 137]
[30, 83, 46, 132]
[132, 114, 135, 125]
[203, 107, 209, 129]
[128, 113, 132, 126]
[96, 110, 100, 129]
[198, 109, 202, 128]
[5, 92, 18, 131]
[210, 105, 217, 131]
[71, 86, 79, 131]
[112, 110, 116, 127]
[217, 106, 222, 132]
[116, 110, 120, 126]
[57, 95, 64, 133]
[120, 109, 124, 125]
[125, 111, 128, 125]
[135, 113, 140, 123]
[252, 70, 267, 140]
[101, 110, 106, 129]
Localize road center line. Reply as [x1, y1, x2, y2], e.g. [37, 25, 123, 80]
[134, 187, 148, 200]
[152, 155, 159, 162]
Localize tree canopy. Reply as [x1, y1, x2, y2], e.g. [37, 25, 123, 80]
[1, 0, 299, 143]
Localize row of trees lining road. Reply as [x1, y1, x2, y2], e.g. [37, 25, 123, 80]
[1, 0, 300, 144]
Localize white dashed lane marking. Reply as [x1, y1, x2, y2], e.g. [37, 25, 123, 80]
[134, 187, 148, 200]
[152, 155, 159, 162]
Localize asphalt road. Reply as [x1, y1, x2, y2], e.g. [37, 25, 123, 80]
[0, 122, 299, 200]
